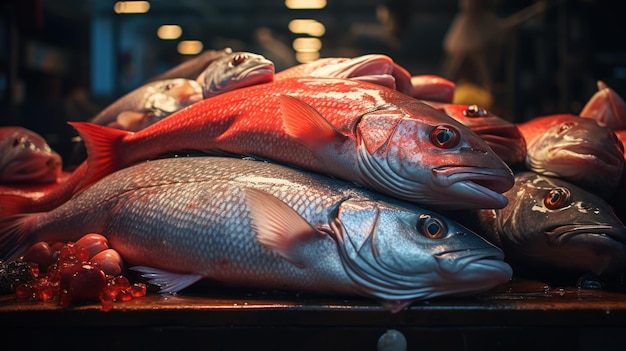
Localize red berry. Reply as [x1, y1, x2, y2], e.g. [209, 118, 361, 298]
[22, 242, 56, 272]
[68, 263, 107, 301]
[75, 233, 110, 259]
[91, 249, 124, 276]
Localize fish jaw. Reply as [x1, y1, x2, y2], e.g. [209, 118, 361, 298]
[0, 128, 62, 184]
[542, 224, 626, 275]
[430, 166, 513, 209]
[203, 53, 275, 98]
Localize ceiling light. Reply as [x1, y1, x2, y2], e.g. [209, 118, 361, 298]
[113, 1, 150, 14]
[296, 51, 320, 63]
[288, 19, 325, 37]
[292, 37, 322, 52]
[285, 0, 326, 10]
[157, 25, 182, 40]
[178, 40, 203, 55]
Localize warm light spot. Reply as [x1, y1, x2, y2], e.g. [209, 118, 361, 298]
[113, 1, 150, 14]
[288, 19, 325, 37]
[177, 40, 203, 55]
[296, 51, 320, 63]
[157, 25, 182, 40]
[292, 37, 322, 52]
[285, 0, 326, 10]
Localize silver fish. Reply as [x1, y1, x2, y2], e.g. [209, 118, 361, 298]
[0, 157, 512, 312]
[0, 127, 62, 184]
[460, 172, 626, 280]
[196, 51, 275, 98]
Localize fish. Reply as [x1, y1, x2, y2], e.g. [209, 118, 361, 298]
[0, 156, 513, 312]
[580, 80, 626, 130]
[68, 77, 515, 210]
[423, 102, 526, 165]
[145, 48, 231, 82]
[196, 51, 275, 98]
[410, 75, 455, 103]
[0, 127, 62, 184]
[516, 114, 625, 198]
[453, 171, 626, 282]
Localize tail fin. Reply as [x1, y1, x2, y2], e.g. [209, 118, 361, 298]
[67, 122, 130, 193]
[0, 195, 34, 219]
[0, 214, 37, 261]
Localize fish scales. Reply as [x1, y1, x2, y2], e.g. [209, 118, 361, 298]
[70, 77, 514, 210]
[0, 157, 512, 311]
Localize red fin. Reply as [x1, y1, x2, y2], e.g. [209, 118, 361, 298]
[0, 213, 37, 261]
[243, 187, 325, 268]
[279, 95, 345, 150]
[67, 122, 129, 193]
[0, 195, 34, 218]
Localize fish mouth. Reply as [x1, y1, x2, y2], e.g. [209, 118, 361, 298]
[545, 224, 626, 246]
[548, 144, 624, 173]
[337, 55, 397, 89]
[434, 247, 512, 286]
[237, 61, 275, 83]
[432, 166, 514, 209]
[1, 153, 62, 183]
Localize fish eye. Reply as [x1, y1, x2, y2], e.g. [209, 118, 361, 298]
[557, 122, 575, 134]
[417, 214, 447, 239]
[231, 54, 248, 67]
[544, 187, 571, 209]
[462, 105, 488, 117]
[429, 125, 460, 149]
[164, 83, 176, 90]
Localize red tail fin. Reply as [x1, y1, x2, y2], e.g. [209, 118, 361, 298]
[68, 122, 130, 193]
[0, 195, 34, 218]
[0, 214, 36, 261]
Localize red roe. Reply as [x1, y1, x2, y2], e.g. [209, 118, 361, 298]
[15, 235, 147, 311]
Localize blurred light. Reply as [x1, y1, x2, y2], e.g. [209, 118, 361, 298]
[288, 19, 325, 37]
[292, 37, 322, 52]
[157, 25, 182, 40]
[285, 0, 326, 10]
[113, 1, 150, 14]
[296, 51, 320, 63]
[177, 40, 203, 55]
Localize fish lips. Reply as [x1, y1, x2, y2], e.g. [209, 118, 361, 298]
[434, 247, 512, 285]
[546, 143, 624, 176]
[431, 166, 514, 209]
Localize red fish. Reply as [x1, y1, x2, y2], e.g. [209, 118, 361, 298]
[580, 80, 626, 130]
[516, 114, 624, 197]
[0, 127, 62, 184]
[424, 102, 526, 165]
[66, 78, 513, 210]
[410, 75, 455, 103]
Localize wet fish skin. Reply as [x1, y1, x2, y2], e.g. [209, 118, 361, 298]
[459, 171, 626, 280]
[516, 114, 625, 198]
[196, 51, 275, 98]
[0, 157, 512, 311]
[424, 102, 526, 166]
[69, 77, 514, 210]
[580, 80, 626, 130]
[0, 127, 62, 184]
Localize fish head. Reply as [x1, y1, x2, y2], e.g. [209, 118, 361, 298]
[525, 117, 625, 197]
[440, 104, 527, 165]
[307, 54, 399, 90]
[330, 198, 512, 305]
[201, 52, 275, 98]
[144, 78, 203, 118]
[0, 127, 62, 184]
[355, 101, 514, 209]
[495, 172, 626, 276]
[580, 80, 626, 130]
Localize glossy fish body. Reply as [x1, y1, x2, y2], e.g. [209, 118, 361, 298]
[70, 77, 514, 210]
[516, 114, 624, 198]
[0, 157, 512, 311]
[461, 172, 626, 280]
[196, 51, 275, 98]
[0, 127, 62, 184]
[424, 102, 526, 165]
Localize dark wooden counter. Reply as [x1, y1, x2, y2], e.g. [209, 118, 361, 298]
[2, 278, 625, 350]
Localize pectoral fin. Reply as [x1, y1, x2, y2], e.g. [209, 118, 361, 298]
[243, 187, 326, 268]
[130, 266, 203, 293]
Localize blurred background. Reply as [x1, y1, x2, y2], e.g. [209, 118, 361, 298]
[1, 0, 624, 161]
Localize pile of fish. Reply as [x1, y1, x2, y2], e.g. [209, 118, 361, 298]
[1, 48, 626, 311]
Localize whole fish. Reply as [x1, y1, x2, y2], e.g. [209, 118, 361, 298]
[196, 51, 275, 98]
[516, 114, 624, 198]
[580, 80, 626, 130]
[0, 157, 513, 312]
[69, 78, 515, 210]
[424, 102, 526, 165]
[455, 171, 626, 281]
[0, 127, 62, 184]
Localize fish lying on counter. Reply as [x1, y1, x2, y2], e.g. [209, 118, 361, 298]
[516, 114, 624, 198]
[0, 157, 513, 312]
[0, 127, 63, 184]
[449, 171, 626, 283]
[196, 51, 275, 98]
[67, 77, 514, 210]
[422, 102, 526, 166]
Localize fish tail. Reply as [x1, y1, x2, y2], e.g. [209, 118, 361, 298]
[0, 194, 34, 219]
[68, 122, 129, 193]
[0, 214, 38, 261]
